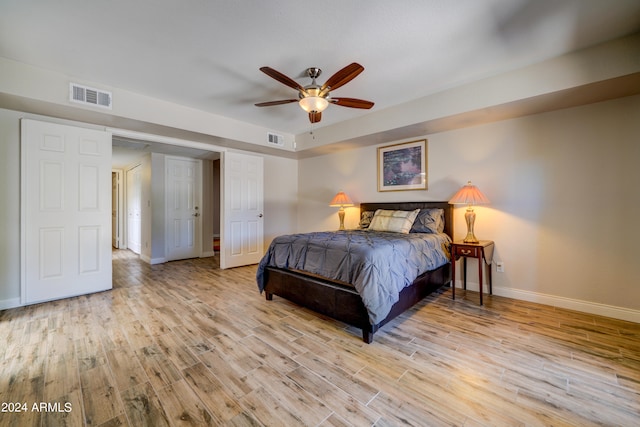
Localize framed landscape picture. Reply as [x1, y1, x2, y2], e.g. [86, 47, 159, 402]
[377, 139, 427, 191]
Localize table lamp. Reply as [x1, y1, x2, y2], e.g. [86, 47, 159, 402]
[448, 181, 490, 243]
[329, 191, 354, 230]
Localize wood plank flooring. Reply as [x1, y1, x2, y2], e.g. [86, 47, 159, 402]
[1, 249, 639, 426]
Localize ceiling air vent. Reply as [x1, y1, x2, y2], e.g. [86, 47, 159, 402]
[70, 83, 112, 109]
[267, 132, 284, 146]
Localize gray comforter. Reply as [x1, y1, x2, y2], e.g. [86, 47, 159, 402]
[256, 230, 451, 324]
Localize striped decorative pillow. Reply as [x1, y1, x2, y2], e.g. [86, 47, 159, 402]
[368, 209, 420, 234]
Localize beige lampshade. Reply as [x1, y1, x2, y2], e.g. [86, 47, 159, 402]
[448, 181, 490, 205]
[329, 191, 354, 207]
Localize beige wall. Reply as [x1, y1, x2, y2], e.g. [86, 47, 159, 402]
[263, 154, 299, 247]
[298, 95, 640, 320]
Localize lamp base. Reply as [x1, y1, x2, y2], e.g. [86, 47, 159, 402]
[338, 208, 346, 230]
[463, 207, 479, 243]
[463, 234, 479, 244]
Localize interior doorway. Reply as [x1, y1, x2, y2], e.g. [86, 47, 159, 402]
[111, 135, 222, 264]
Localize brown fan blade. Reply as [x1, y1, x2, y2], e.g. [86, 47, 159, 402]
[259, 66, 305, 93]
[309, 111, 322, 123]
[320, 63, 364, 93]
[255, 99, 298, 107]
[330, 98, 374, 109]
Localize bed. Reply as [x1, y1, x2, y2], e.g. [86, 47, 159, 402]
[256, 202, 453, 343]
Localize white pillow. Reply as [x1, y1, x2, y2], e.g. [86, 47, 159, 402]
[368, 209, 420, 234]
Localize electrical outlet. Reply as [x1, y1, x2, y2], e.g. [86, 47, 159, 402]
[496, 262, 504, 273]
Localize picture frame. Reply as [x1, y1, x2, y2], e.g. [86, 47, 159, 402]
[377, 139, 427, 192]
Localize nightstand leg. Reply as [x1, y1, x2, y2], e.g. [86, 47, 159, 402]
[463, 257, 467, 290]
[451, 257, 456, 300]
[479, 257, 483, 305]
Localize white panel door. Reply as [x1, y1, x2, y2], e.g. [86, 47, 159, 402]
[126, 165, 142, 254]
[21, 119, 112, 304]
[166, 156, 201, 261]
[221, 152, 264, 269]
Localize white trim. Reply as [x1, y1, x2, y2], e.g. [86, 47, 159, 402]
[492, 287, 640, 323]
[20, 120, 28, 305]
[111, 168, 124, 249]
[201, 251, 215, 258]
[0, 297, 21, 310]
[454, 279, 640, 323]
[139, 254, 166, 265]
[106, 127, 227, 153]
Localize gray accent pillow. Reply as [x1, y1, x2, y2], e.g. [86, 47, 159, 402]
[358, 211, 375, 229]
[410, 208, 445, 234]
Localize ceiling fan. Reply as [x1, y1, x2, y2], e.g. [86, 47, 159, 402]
[255, 62, 374, 124]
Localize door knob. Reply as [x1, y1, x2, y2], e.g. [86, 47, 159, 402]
[258, 213, 263, 218]
[193, 212, 200, 217]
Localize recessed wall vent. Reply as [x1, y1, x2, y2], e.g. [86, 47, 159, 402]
[70, 83, 112, 109]
[267, 132, 284, 146]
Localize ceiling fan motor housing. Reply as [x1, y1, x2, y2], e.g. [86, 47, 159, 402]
[299, 84, 325, 100]
[306, 67, 322, 79]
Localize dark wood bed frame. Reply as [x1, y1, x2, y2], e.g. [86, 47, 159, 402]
[262, 202, 453, 343]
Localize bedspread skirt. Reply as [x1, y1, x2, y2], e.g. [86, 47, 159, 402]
[256, 230, 451, 324]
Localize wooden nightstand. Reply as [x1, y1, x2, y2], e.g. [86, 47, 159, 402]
[451, 240, 494, 305]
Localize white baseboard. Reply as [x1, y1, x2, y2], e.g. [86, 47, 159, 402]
[494, 287, 640, 323]
[0, 297, 21, 310]
[144, 254, 216, 263]
[453, 280, 640, 323]
[139, 254, 166, 265]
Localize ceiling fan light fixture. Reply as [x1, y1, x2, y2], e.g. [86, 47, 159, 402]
[299, 95, 329, 113]
[257, 63, 371, 123]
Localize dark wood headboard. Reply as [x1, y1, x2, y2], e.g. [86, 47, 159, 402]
[360, 202, 453, 239]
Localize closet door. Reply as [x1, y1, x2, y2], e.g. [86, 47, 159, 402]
[221, 151, 263, 269]
[21, 119, 112, 304]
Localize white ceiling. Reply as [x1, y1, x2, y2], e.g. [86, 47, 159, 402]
[1, 0, 640, 137]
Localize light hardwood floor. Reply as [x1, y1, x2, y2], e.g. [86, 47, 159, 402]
[1, 249, 639, 426]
